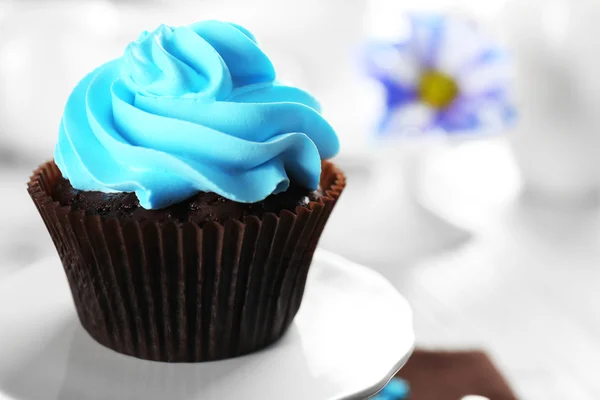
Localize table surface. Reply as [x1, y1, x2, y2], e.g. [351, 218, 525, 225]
[2, 140, 599, 400]
[385, 201, 600, 400]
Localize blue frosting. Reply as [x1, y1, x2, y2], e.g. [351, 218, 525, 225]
[55, 21, 339, 209]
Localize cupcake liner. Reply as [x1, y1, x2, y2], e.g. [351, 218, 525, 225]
[28, 161, 345, 362]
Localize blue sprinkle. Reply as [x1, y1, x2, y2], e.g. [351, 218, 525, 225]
[372, 378, 410, 399]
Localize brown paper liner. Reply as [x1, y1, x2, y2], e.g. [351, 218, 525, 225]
[28, 160, 345, 362]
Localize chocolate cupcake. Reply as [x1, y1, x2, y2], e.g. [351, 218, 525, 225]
[28, 21, 344, 362]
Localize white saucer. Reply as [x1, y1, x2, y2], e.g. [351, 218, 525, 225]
[0, 249, 414, 400]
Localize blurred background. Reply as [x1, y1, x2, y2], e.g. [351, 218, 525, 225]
[1, 0, 600, 399]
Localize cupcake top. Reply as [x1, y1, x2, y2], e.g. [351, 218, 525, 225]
[55, 21, 339, 209]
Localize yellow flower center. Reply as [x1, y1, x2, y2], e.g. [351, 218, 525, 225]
[418, 70, 459, 109]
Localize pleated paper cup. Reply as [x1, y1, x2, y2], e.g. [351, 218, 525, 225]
[28, 161, 345, 362]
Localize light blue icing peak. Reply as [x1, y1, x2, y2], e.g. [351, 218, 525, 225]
[55, 21, 339, 209]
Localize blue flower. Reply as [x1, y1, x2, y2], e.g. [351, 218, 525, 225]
[372, 378, 410, 400]
[365, 13, 516, 136]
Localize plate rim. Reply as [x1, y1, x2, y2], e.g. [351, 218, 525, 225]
[313, 250, 414, 400]
[0, 249, 414, 400]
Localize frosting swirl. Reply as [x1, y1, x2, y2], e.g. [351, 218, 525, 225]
[55, 21, 339, 209]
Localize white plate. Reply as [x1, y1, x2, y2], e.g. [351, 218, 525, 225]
[0, 249, 413, 400]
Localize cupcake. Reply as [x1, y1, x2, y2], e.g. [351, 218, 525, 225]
[28, 21, 344, 362]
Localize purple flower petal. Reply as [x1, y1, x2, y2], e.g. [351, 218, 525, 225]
[381, 80, 418, 109]
[364, 41, 420, 89]
[437, 94, 516, 133]
[408, 13, 445, 68]
[380, 101, 436, 135]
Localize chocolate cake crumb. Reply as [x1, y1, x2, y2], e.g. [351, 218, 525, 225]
[51, 177, 322, 224]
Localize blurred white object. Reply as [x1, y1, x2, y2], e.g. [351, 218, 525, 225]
[500, 0, 600, 204]
[321, 144, 471, 266]
[418, 137, 522, 231]
[461, 396, 490, 400]
[0, 1, 128, 158]
[0, 166, 54, 278]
